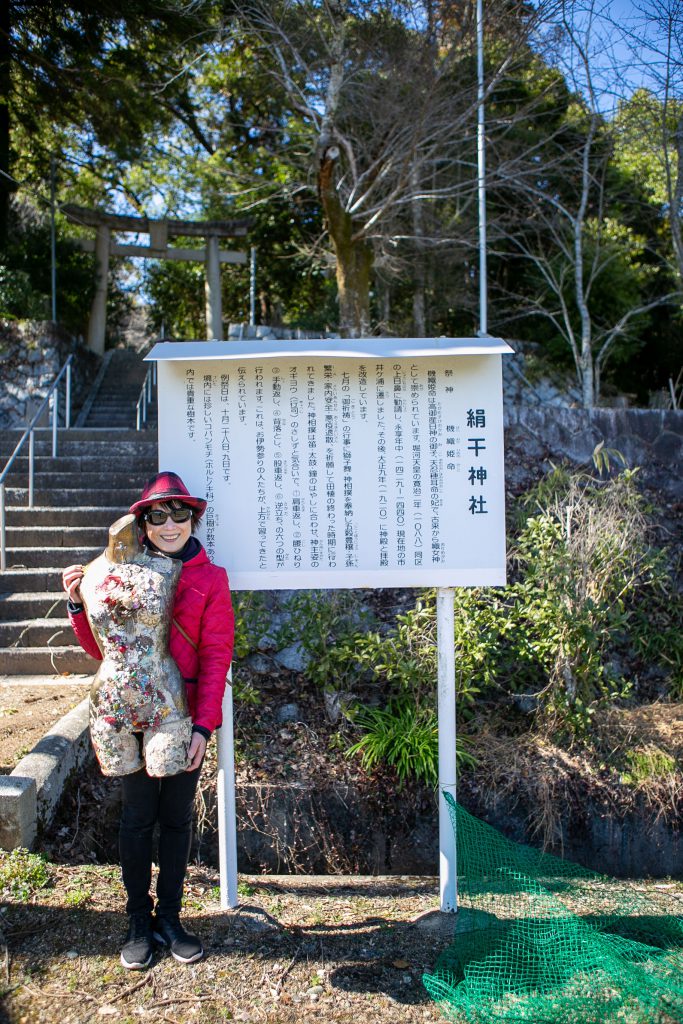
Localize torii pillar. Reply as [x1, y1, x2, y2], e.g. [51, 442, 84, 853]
[63, 205, 252, 354]
[205, 235, 222, 342]
[89, 226, 111, 356]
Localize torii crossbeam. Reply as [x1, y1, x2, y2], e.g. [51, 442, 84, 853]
[63, 205, 253, 352]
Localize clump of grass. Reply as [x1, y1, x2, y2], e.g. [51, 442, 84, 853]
[621, 746, 677, 785]
[64, 886, 92, 907]
[0, 848, 51, 901]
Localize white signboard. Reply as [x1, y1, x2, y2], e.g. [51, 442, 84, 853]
[151, 338, 510, 590]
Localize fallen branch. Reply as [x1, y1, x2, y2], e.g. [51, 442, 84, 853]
[272, 944, 302, 998]
[147, 995, 216, 1008]
[102, 971, 152, 1006]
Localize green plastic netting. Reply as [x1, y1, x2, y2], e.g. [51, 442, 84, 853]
[422, 794, 683, 1024]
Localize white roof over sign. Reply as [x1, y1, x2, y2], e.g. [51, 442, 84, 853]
[146, 337, 513, 362]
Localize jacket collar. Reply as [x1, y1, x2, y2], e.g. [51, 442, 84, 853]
[143, 535, 206, 565]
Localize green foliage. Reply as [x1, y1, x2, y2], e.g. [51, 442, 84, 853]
[621, 746, 677, 785]
[144, 259, 206, 340]
[629, 583, 683, 698]
[347, 702, 476, 788]
[591, 441, 627, 476]
[317, 467, 681, 784]
[232, 591, 271, 662]
[333, 595, 483, 785]
[279, 590, 372, 689]
[0, 848, 51, 901]
[504, 467, 668, 730]
[64, 886, 92, 907]
[231, 677, 261, 707]
[613, 89, 680, 208]
[0, 201, 95, 331]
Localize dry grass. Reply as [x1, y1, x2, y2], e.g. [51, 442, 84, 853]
[468, 703, 683, 853]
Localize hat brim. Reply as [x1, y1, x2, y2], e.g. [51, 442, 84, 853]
[129, 493, 208, 517]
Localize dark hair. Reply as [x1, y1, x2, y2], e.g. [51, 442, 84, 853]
[138, 499, 202, 535]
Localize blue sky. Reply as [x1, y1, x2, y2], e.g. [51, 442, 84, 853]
[539, 0, 679, 114]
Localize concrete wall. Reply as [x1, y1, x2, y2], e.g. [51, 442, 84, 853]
[0, 699, 91, 850]
[505, 406, 683, 500]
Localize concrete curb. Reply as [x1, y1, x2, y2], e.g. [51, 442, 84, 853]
[0, 696, 92, 850]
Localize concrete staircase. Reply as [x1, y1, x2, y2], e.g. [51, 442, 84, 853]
[77, 348, 157, 429]
[1, 351, 159, 676]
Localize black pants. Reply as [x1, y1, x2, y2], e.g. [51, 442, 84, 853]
[119, 759, 202, 917]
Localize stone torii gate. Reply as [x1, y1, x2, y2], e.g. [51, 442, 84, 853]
[63, 204, 252, 354]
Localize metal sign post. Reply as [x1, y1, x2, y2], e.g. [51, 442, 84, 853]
[217, 666, 238, 909]
[437, 587, 457, 912]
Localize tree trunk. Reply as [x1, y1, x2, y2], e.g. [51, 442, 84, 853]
[671, 111, 683, 286]
[574, 114, 599, 408]
[412, 286, 425, 338]
[334, 228, 373, 337]
[0, 0, 11, 251]
[319, 145, 372, 337]
[580, 347, 595, 409]
[411, 164, 426, 337]
[381, 277, 391, 328]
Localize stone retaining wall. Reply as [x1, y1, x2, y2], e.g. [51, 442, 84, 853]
[0, 320, 99, 430]
[505, 406, 683, 500]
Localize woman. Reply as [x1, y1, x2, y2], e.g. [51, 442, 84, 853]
[63, 471, 234, 970]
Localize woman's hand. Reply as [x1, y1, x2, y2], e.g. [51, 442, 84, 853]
[186, 731, 207, 772]
[62, 564, 84, 603]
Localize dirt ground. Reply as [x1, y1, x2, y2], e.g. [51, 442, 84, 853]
[2, 861, 682, 1024]
[0, 682, 90, 772]
[0, 867, 450, 1024]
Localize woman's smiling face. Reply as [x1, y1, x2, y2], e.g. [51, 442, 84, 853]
[144, 501, 192, 554]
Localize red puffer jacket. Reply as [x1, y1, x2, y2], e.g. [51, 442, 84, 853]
[68, 543, 234, 735]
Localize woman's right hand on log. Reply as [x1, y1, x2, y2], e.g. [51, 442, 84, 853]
[62, 564, 84, 604]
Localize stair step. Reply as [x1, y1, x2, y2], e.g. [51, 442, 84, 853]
[0, 618, 74, 646]
[2, 546, 101, 569]
[85, 412, 138, 420]
[4, 472, 151, 488]
[0, 592, 68, 619]
[0, 568, 75, 593]
[8, 455, 158, 474]
[5, 526, 110, 547]
[0, 673, 94, 687]
[88, 393, 148, 402]
[2, 446, 158, 463]
[0, 427, 157, 449]
[1, 349, 159, 676]
[4, 506, 129, 526]
[1, 646, 100, 674]
[5, 488, 140, 505]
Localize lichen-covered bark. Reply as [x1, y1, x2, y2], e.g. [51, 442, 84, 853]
[318, 147, 372, 337]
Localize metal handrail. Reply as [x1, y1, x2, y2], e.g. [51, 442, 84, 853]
[135, 364, 156, 430]
[0, 355, 73, 571]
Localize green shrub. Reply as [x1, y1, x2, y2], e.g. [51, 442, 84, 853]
[338, 595, 482, 784]
[505, 466, 675, 727]
[232, 591, 270, 661]
[280, 590, 372, 689]
[333, 465, 680, 780]
[0, 848, 51, 901]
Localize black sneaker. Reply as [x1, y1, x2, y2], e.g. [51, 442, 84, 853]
[121, 912, 154, 970]
[152, 913, 204, 964]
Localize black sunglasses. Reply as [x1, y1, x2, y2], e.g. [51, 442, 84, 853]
[143, 507, 193, 526]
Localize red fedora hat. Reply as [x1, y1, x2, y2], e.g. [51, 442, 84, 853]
[129, 471, 207, 517]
